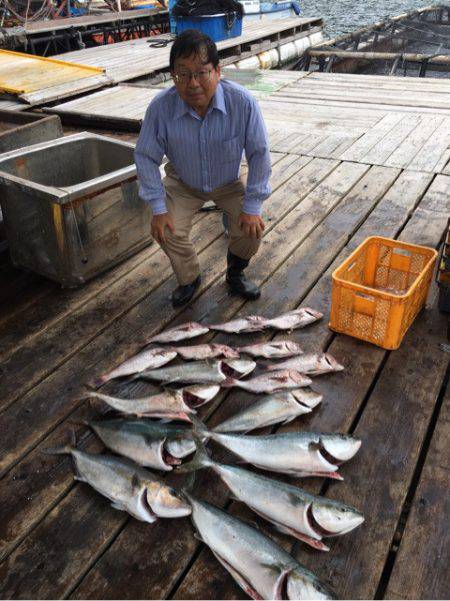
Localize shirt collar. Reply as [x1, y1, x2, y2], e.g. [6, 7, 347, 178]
[172, 81, 227, 120]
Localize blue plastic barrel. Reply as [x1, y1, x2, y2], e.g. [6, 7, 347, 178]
[176, 13, 243, 42]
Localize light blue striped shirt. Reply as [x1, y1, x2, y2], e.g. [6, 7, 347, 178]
[134, 79, 272, 216]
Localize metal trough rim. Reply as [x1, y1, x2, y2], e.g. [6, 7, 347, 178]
[0, 131, 137, 204]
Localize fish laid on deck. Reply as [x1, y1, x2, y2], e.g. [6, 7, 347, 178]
[170, 343, 239, 360]
[93, 347, 177, 385]
[89, 418, 197, 471]
[87, 384, 220, 420]
[147, 322, 209, 344]
[210, 307, 323, 333]
[237, 340, 303, 358]
[45, 445, 191, 521]
[213, 389, 322, 433]
[136, 359, 256, 385]
[180, 445, 364, 551]
[192, 418, 361, 479]
[222, 369, 312, 393]
[186, 494, 337, 599]
[265, 353, 345, 376]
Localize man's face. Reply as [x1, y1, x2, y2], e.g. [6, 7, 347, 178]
[172, 50, 221, 116]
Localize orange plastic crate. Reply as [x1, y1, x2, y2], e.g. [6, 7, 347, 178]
[329, 236, 437, 350]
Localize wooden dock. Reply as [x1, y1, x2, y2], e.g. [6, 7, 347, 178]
[1, 17, 322, 106]
[0, 70, 449, 600]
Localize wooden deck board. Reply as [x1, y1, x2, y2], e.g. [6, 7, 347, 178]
[385, 385, 450, 600]
[1, 70, 449, 600]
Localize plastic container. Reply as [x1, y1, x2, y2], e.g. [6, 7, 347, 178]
[0, 132, 152, 287]
[176, 13, 242, 42]
[329, 236, 438, 350]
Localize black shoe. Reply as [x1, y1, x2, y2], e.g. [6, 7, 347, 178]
[172, 275, 201, 307]
[226, 251, 261, 300]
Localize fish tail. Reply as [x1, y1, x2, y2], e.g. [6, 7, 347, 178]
[189, 414, 210, 439]
[88, 374, 107, 388]
[43, 443, 73, 456]
[176, 439, 214, 473]
[221, 377, 237, 388]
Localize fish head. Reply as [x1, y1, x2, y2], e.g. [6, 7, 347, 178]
[146, 482, 192, 518]
[321, 434, 362, 463]
[285, 341, 303, 354]
[322, 354, 345, 372]
[182, 384, 220, 409]
[214, 344, 240, 358]
[287, 370, 313, 386]
[287, 568, 337, 600]
[291, 388, 323, 409]
[220, 359, 256, 379]
[165, 436, 197, 459]
[311, 501, 364, 536]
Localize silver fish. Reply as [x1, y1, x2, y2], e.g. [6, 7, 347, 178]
[172, 343, 239, 360]
[148, 322, 209, 344]
[265, 308, 323, 330]
[138, 359, 256, 385]
[266, 353, 344, 376]
[89, 418, 197, 471]
[88, 384, 220, 421]
[213, 389, 322, 433]
[186, 494, 336, 599]
[194, 420, 361, 479]
[45, 446, 191, 521]
[92, 347, 177, 386]
[209, 315, 269, 333]
[181, 447, 364, 550]
[223, 370, 312, 394]
[238, 340, 303, 358]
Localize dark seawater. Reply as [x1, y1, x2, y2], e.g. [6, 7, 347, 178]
[299, 0, 429, 38]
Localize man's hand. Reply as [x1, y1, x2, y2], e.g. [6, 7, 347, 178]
[238, 213, 265, 240]
[152, 213, 175, 244]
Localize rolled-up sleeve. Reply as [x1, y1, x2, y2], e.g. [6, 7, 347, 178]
[243, 97, 272, 216]
[134, 102, 168, 215]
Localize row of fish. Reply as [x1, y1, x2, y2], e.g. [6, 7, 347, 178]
[88, 387, 322, 429]
[64, 307, 357, 598]
[47, 439, 339, 598]
[148, 308, 323, 343]
[96, 339, 311, 385]
[97, 350, 342, 390]
[83, 416, 360, 481]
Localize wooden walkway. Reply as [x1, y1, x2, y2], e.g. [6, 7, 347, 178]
[0, 72, 449, 600]
[49, 70, 450, 174]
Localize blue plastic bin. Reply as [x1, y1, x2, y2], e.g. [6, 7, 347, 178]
[176, 13, 242, 42]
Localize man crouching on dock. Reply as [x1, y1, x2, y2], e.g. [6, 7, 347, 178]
[135, 29, 272, 308]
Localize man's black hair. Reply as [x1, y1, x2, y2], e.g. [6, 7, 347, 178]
[170, 29, 219, 71]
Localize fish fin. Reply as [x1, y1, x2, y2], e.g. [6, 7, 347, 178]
[272, 522, 329, 551]
[43, 444, 73, 456]
[212, 551, 263, 600]
[193, 532, 205, 544]
[282, 415, 298, 425]
[189, 414, 210, 439]
[43, 429, 78, 456]
[73, 475, 88, 484]
[182, 472, 197, 493]
[221, 377, 237, 388]
[176, 439, 214, 473]
[131, 473, 141, 490]
[111, 501, 127, 512]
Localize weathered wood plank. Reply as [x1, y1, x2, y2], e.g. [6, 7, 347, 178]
[385, 386, 450, 600]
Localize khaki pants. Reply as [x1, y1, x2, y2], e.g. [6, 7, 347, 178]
[158, 164, 262, 285]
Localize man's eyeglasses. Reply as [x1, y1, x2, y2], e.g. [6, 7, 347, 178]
[173, 69, 213, 84]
